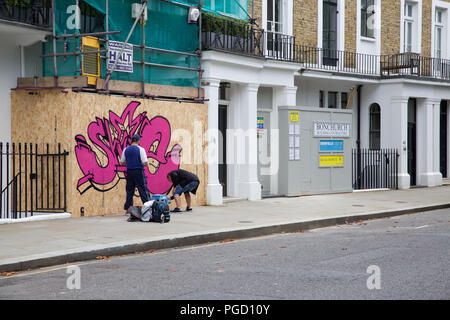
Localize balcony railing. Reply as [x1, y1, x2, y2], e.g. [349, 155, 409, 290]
[380, 52, 450, 80]
[201, 15, 264, 57]
[201, 17, 450, 82]
[0, 0, 52, 29]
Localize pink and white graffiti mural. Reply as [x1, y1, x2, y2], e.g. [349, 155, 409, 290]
[75, 101, 181, 195]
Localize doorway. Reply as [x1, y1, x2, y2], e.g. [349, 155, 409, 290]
[218, 104, 227, 196]
[440, 100, 448, 178]
[257, 111, 271, 195]
[322, 0, 338, 66]
[407, 98, 417, 186]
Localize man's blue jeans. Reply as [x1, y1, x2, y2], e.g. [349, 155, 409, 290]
[174, 181, 199, 195]
[124, 169, 150, 210]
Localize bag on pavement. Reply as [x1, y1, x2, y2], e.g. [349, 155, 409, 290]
[140, 200, 155, 222]
[150, 199, 170, 223]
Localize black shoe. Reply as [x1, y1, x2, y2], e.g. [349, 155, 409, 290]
[186, 207, 192, 212]
[127, 215, 139, 222]
[170, 207, 182, 213]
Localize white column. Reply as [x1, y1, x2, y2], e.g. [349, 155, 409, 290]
[390, 97, 410, 189]
[417, 98, 442, 186]
[203, 78, 223, 205]
[238, 83, 261, 200]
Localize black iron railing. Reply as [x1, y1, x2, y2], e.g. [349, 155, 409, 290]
[352, 148, 399, 190]
[0, 0, 52, 29]
[265, 32, 296, 61]
[295, 45, 381, 76]
[381, 53, 450, 80]
[202, 14, 264, 57]
[0, 142, 68, 219]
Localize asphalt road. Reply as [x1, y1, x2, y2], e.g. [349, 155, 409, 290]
[1, 209, 449, 300]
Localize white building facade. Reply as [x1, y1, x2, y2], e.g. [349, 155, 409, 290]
[202, 0, 450, 205]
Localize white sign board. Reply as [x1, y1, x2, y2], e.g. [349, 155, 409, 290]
[107, 40, 134, 73]
[313, 122, 350, 137]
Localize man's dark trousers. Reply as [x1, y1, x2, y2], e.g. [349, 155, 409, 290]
[124, 169, 150, 210]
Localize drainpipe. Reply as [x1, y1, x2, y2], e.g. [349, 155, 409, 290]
[356, 84, 362, 189]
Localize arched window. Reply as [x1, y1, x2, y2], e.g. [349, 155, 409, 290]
[369, 103, 381, 149]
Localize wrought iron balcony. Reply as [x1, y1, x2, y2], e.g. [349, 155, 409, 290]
[0, 0, 52, 30]
[201, 16, 450, 82]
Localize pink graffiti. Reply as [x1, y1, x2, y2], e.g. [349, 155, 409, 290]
[75, 101, 181, 195]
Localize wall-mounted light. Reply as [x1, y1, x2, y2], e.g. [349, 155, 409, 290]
[188, 6, 200, 24]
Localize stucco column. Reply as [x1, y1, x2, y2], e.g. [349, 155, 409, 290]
[203, 78, 223, 205]
[417, 98, 442, 186]
[390, 97, 410, 189]
[238, 83, 261, 200]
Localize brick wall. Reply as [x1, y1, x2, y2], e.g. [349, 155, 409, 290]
[381, 0, 401, 55]
[249, 0, 263, 29]
[293, 0, 318, 47]
[345, 0, 357, 53]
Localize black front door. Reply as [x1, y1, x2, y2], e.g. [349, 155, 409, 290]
[408, 99, 417, 186]
[323, 0, 338, 66]
[440, 101, 448, 178]
[218, 105, 227, 196]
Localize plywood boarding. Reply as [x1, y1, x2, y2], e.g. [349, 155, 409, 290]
[11, 89, 208, 217]
[17, 76, 89, 88]
[96, 79, 204, 99]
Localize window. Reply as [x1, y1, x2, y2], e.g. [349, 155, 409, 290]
[341, 92, 348, 109]
[403, 2, 414, 52]
[328, 91, 338, 108]
[267, 0, 284, 52]
[435, 9, 444, 59]
[319, 91, 324, 108]
[361, 0, 375, 38]
[369, 104, 381, 149]
[323, 0, 338, 66]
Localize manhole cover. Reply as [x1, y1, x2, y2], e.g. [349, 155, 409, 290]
[396, 201, 408, 203]
[352, 204, 365, 207]
[238, 221, 254, 224]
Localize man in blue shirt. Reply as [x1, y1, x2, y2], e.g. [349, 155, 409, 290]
[119, 134, 151, 212]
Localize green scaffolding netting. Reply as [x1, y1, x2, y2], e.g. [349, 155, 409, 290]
[43, 0, 249, 88]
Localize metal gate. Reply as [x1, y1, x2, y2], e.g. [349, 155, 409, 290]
[1, 143, 69, 219]
[352, 148, 399, 190]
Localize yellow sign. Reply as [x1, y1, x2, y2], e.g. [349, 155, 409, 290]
[319, 155, 344, 167]
[290, 111, 299, 122]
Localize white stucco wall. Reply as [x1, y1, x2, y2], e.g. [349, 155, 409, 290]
[0, 33, 21, 143]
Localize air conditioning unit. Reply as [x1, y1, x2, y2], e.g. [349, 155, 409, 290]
[132, 3, 148, 22]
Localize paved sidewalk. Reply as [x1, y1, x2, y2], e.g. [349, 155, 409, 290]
[1, 186, 450, 273]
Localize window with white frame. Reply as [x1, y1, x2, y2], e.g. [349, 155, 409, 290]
[266, 0, 284, 52]
[435, 9, 444, 59]
[403, 2, 414, 52]
[361, 0, 375, 38]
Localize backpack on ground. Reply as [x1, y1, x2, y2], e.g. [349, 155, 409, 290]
[150, 199, 170, 223]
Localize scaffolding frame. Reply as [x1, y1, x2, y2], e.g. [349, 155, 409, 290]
[38, 0, 205, 102]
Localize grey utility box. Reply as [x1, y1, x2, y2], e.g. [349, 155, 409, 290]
[278, 106, 353, 196]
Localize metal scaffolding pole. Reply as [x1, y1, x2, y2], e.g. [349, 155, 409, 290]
[51, 0, 57, 86]
[101, 0, 148, 91]
[198, 0, 202, 100]
[142, 6, 146, 98]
